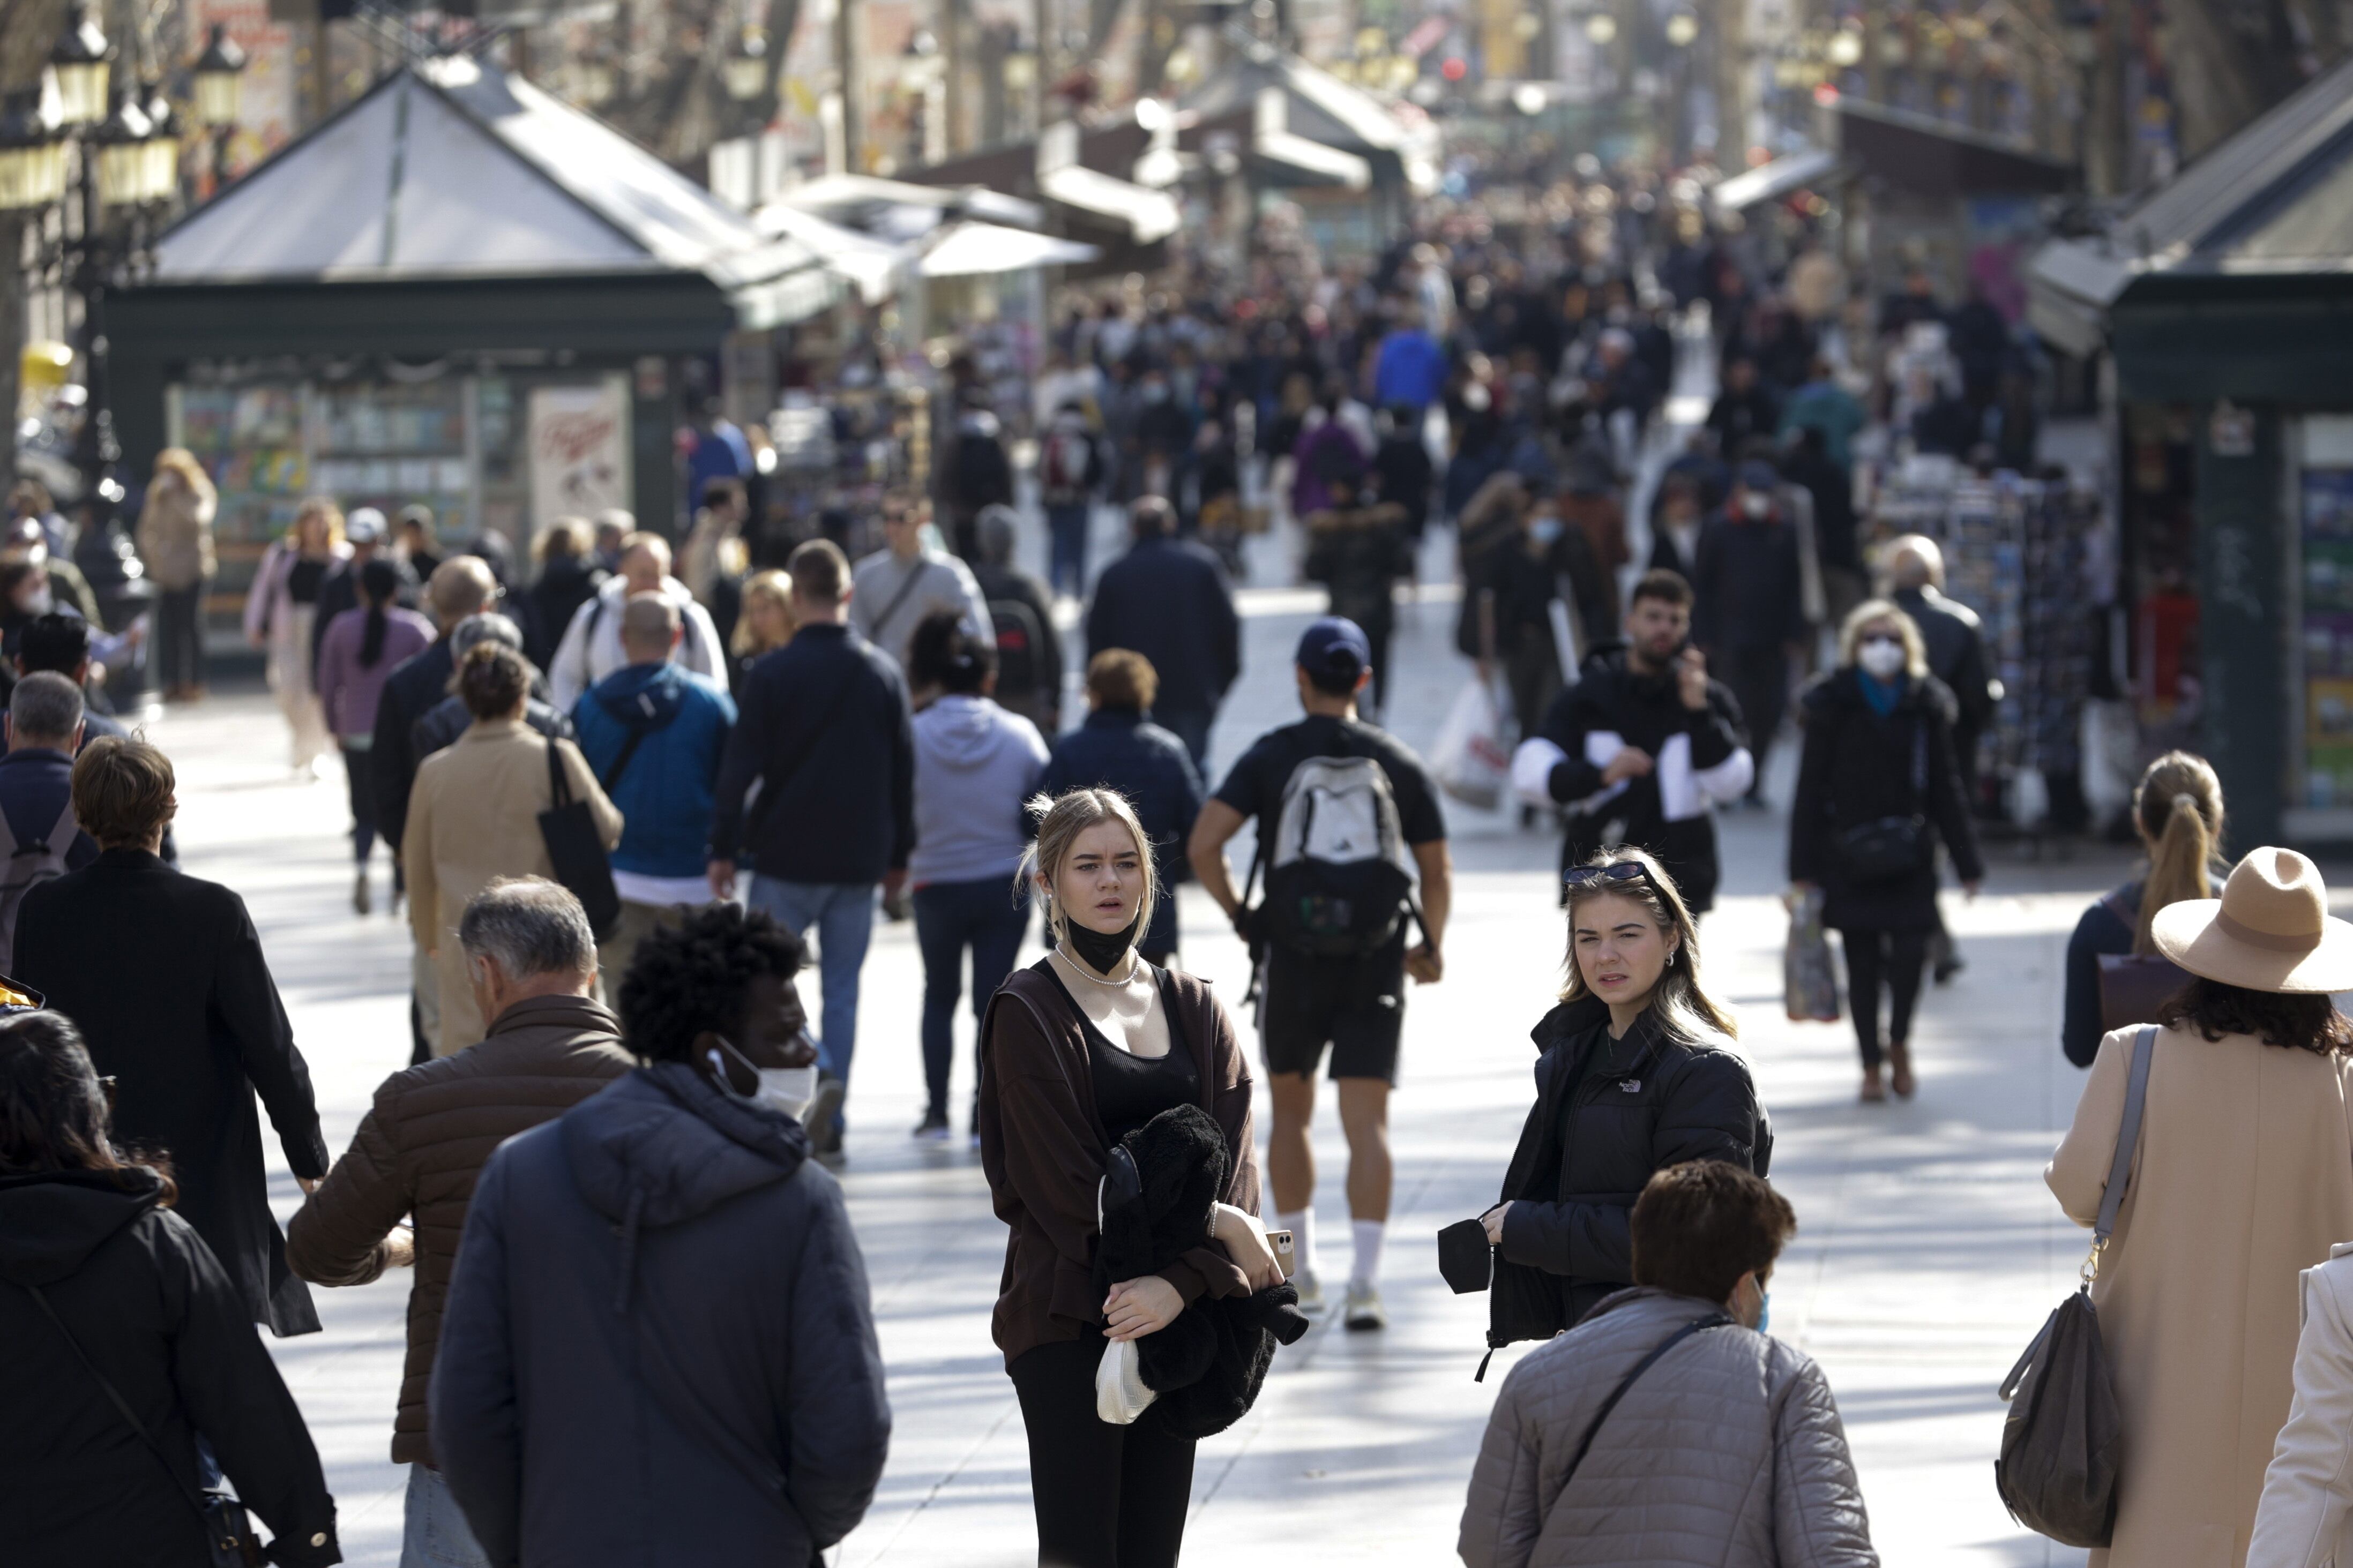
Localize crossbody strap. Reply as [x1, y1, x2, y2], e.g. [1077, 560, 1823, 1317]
[1562, 1311, 1734, 1486]
[870, 562, 932, 647]
[2086, 1024, 2157, 1282]
[599, 723, 655, 794]
[20, 1280, 226, 1534]
[545, 733, 572, 809]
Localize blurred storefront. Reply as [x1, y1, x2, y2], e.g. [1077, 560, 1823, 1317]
[2030, 54, 2353, 847]
[109, 54, 837, 643]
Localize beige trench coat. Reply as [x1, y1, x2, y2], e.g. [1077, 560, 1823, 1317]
[2049, 1023, 2353, 1568]
[402, 718, 622, 1054]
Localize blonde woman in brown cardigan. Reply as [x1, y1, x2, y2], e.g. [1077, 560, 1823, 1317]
[977, 787, 1282, 1568]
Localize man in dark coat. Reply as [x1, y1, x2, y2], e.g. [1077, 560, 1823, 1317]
[969, 505, 1065, 737]
[1690, 463, 1809, 799]
[434, 905, 889, 1568]
[1512, 571, 1752, 913]
[1889, 534, 1999, 984]
[1086, 496, 1241, 773]
[1039, 648, 1205, 962]
[1704, 356, 1781, 459]
[408, 613, 576, 766]
[16, 736, 330, 1335]
[371, 556, 499, 864]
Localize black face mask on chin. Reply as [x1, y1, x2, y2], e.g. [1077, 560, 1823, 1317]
[1064, 910, 1142, 974]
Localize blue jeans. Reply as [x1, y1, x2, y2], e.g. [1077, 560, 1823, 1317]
[1046, 502, 1090, 598]
[749, 877, 877, 1101]
[403, 1465, 490, 1568]
[914, 877, 1031, 1122]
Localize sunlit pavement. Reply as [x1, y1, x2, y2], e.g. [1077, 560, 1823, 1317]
[137, 564, 2118, 1566]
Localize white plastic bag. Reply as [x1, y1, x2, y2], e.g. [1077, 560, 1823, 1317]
[1095, 1336, 1157, 1425]
[1433, 677, 1511, 809]
[1783, 886, 1841, 1023]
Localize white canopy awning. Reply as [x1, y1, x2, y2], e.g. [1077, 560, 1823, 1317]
[1709, 147, 1842, 216]
[920, 223, 1101, 277]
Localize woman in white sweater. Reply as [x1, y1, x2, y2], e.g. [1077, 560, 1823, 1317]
[2251, 1244, 2353, 1568]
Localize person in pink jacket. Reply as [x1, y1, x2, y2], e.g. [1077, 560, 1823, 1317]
[316, 557, 434, 914]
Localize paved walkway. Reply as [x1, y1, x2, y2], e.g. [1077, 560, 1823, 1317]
[140, 576, 2113, 1566]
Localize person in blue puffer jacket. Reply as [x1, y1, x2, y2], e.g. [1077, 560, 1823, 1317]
[571, 592, 737, 983]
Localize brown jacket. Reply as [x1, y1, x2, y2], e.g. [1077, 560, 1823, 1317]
[284, 993, 633, 1465]
[977, 961, 1258, 1368]
[403, 717, 622, 1054]
[2049, 1023, 2353, 1568]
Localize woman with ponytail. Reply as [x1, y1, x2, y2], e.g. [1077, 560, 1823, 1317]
[2060, 750, 2225, 1067]
[317, 556, 435, 915]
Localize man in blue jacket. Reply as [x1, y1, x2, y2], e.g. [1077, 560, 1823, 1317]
[432, 904, 890, 1568]
[573, 592, 737, 986]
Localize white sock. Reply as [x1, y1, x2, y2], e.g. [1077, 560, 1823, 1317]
[1351, 1219, 1387, 1290]
[1277, 1209, 1318, 1281]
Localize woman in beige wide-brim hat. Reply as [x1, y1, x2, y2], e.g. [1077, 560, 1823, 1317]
[2048, 847, 2353, 1568]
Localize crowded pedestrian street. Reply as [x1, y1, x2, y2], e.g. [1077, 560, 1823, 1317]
[132, 580, 2110, 1565]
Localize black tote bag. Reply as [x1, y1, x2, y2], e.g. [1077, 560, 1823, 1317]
[537, 738, 622, 941]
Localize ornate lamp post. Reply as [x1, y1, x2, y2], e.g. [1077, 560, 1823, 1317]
[192, 24, 248, 189]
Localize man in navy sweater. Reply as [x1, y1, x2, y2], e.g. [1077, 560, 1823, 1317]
[708, 538, 913, 1160]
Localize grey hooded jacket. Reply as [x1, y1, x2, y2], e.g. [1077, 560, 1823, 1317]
[1459, 1288, 1876, 1568]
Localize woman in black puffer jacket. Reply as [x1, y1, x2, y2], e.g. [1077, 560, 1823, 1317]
[1788, 600, 1984, 1104]
[0, 1010, 340, 1568]
[1480, 847, 1772, 1359]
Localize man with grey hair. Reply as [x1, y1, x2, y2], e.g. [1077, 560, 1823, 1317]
[1885, 532, 1997, 985]
[573, 591, 736, 984]
[0, 670, 96, 968]
[288, 875, 631, 1568]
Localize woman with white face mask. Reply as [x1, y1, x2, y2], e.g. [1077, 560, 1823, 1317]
[1788, 600, 1985, 1102]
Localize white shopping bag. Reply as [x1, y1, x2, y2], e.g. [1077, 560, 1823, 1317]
[1095, 1336, 1157, 1426]
[1432, 677, 1512, 809]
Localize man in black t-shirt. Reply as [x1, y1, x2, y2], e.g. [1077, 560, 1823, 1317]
[1188, 618, 1451, 1333]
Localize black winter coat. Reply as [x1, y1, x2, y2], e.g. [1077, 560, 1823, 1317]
[708, 623, 913, 884]
[0, 1167, 339, 1567]
[1040, 708, 1204, 955]
[409, 693, 574, 768]
[433, 1063, 890, 1568]
[1085, 536, 1241, 718]
[370, 637, 455, 857]
[1691, 509, 1807, 654]
[1787, 669, 1986, 932]
[1528, 644, 1750, 913]
[521, 558, 608, 673]
[17, 851, 330, 1334]
[1892, 586, 1997, 747]
[1489, 1000, 1771, 1348]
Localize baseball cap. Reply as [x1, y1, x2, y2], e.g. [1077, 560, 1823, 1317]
[346, 507, 387, 544]
[1295, 616, 1371, 681]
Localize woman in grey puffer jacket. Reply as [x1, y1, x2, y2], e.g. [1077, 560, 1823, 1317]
[1460, 1162, 1876, 1568]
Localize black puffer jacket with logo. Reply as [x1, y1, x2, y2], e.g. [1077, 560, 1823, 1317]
[1489, 997, 1772, 1349]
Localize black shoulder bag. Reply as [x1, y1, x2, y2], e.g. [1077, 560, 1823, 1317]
[1994, 1024, 2154, 1546]
[2093, 890, 2193, 1033]
[21, 1281, 264, 1566]
[539, 739, 623, 940]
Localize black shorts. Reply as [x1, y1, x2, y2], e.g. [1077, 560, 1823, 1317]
[1259, 936, 1408, 1084]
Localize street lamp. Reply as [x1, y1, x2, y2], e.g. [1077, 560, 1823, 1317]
[1828, 25, 1865, 66]
[0, 91, 69, 212]
[140, 82, 181, 203]
[724, 28, 768, 103]
[192, 24, 247, 130]
[1585, 13, 1619, 45]
[48, 4, 111, 128]
[93, 84, 156, 209]
[1665, 11, 1701, 47]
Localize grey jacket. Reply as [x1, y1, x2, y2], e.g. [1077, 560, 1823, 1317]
[1459, 1288, 1876, 1568]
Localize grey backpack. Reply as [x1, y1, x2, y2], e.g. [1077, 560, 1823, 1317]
[0, 793, 78, 973]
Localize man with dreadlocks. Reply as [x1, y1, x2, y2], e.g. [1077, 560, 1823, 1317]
[432, 903, 891, 1567]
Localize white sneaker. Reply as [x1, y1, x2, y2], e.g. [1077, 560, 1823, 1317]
[1343, 1281, 1386, 1332]
[1293, 1270, 1327, 1315]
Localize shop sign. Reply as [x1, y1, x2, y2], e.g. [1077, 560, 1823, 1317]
[529, 380, 631, 530]
[2209, 401, 2256, 459]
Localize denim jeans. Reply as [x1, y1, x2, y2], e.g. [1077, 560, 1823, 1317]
[403, 1465, 491, 1568]
[913, 876, 1031, 1122]
[1045, 502, 1091, 598]
[749, 877, 877, 1100]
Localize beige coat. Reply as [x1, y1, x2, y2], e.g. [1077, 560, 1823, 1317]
[134, 475, 216, 590]
[2049, 1024, 2353, 1568]
[402, 718, 622, 1055]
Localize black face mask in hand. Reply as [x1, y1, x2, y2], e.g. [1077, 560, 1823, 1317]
[1064, 911, 1142, 974]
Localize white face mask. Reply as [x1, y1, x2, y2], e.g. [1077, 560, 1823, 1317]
[708, 1036, 819, 1122]
[19, 588, 51, 617]
[1857, 637, 1907, 680]
[1739, 491, 1771, 520]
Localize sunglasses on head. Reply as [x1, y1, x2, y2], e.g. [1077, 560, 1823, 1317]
[1563, 860, 1656, 894]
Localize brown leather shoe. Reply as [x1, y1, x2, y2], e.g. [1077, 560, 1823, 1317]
[1860, 1065, 1886, 1103]
[1888, 1040, 1916, 1099]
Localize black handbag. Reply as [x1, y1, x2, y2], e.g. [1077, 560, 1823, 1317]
[21, 1281, 265, 1566]
[1835, 722, 1930, 882]
[537, 738, 622, 941]
[1993, 1024, 2154, 1546]
[2093, 893, 2194, 1032]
